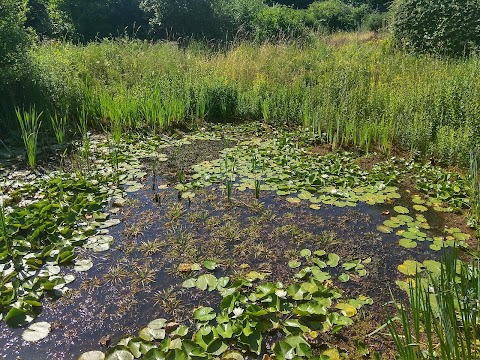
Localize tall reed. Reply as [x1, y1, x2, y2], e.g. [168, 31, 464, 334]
[15, 107, 43, 170]
[387, 251, 480, 359]
[50, 109, 68, 145]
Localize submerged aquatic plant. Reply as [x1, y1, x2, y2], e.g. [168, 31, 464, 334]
[387, 251, 480, 359]
[15, 107, 43, 170]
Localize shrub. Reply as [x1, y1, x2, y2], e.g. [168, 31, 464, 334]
[305, 0, 369, 32]
[211, 0, 265, 38]
[361, 11, 386, 31]
[253, 5, 309, 42]
[265, 0, 315, 9]
[390, 0, 480, 57]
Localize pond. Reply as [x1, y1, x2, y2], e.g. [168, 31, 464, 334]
[0, 124, 475, 359]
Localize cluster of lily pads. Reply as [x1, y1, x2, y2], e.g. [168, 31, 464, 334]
[177, 137, 402, 209]
[0, 132, 174, 327]
[80, 249, 373, 360]
[377, 205, 470, 250]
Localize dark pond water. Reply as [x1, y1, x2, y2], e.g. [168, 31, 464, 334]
[0, 175, 448, 359]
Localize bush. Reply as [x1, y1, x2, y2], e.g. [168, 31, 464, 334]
[305, 1, 369, 32]
[0, 0, 30, 84]
[25, 0, 53, 38]
[361, 10, 386, 31]
[253, 5, 309, 42]
[390, 0, 480, 57]
[211, 0, 265, 38]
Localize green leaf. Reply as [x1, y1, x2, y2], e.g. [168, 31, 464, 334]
[182, 278, 196, 288]
[196, 274, 217, 291]
[105, 346, 134, 360]
[327, 253, 340, 267]
[288, 260, 301, 269]
[203, 260, 217, 270]
[300, 249, 311, 258]
[376, 225, 392, 234]
[398, 260, 423, 276]
[394, 206, 409, 214]
[193, 307, 216, 322]
[399, 238, 417, 249]
[74, 258, 93, 272]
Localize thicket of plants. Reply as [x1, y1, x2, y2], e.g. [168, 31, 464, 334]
[390, 0, 480, 57]
[2, 39, 479, 168]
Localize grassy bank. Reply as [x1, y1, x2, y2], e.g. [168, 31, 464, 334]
[2, 34, 480, 166]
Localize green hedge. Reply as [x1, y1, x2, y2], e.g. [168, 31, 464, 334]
[391, 0, 480, 57]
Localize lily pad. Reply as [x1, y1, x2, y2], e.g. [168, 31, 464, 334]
[79, 351, 106, 360]
[74, 258, 93, 272]
[288, 260, 301, 269]
[413, 204, 428, 212]
[377, 225, 392, 234]
[394, 206, 409, 214]
[398, 260, 423, 276]
[399, 238, 417, 249]
[22, 322, 51, 342]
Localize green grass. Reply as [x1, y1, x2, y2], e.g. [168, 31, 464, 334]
[17, 36, 477, 166]
[387, 251, 480, 359]
[15, 107, 43, 170]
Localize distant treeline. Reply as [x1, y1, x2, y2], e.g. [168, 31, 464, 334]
[25, 0, 390, 42]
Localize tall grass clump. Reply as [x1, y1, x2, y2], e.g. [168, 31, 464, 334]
[50, 109, 68, 145]
[387, 251, 480, 359]
[15, 107, 43, 170]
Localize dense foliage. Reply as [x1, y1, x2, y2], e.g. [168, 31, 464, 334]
[58, 0, 148, 41]
[10, 0, 384, 43]
[0, 0, 29, 85]
[391, 0, 480, 56]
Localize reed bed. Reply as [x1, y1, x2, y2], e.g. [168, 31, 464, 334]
[4, 35, 480, 168]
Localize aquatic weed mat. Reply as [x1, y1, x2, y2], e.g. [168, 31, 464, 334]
[0, 124, 476, 359]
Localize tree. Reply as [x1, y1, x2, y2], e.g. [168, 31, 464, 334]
[59, 0, 148, 41]
[391, 0, 480, 56]
[0, 0, 29, 84]
[25, 0, 53, 37]
[140, 0, 220, 39]
[266, 0, 314, 9]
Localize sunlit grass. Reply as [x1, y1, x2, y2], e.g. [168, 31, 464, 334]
[15, 107, 43, 170]
[16, 35, 480, 172]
